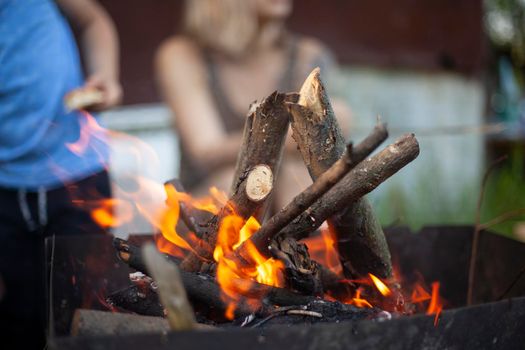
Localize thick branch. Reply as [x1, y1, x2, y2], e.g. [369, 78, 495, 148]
[180, 92, 293, 272]
[289, 68, 344, 178]
[289, 68, 393, 279]
[229, 91, 294, 218]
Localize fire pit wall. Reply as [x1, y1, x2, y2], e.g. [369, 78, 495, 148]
[46, 226, 525, 346]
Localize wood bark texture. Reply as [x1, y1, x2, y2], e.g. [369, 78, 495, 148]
[288, 67, 394, 279]
[181, 92, 294, 272]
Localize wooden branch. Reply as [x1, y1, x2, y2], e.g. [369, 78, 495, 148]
[289, 68, 345, 178]
[142, 244, 197, 330]
[288, 67, 393, 279]
[229, 91, 294, 219]
[229, 121, 388, 267]
[278, 134, 420, 272]
[270, 238, 324, 295]
[181, 92, 293, 272]
[179, 164, 273, 272]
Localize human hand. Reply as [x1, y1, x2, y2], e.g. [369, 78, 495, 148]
[83, 74, 123, 110]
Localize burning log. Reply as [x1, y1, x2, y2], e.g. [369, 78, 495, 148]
[181, 92, 293, 272]
[287, 67, 393, 280]
[229, 92, 297, 215]
[114, 238, 318, 317]
[223, 134, 417, 300]
[218, 113, 391, 297]
[277, 133, 420, 279]
[104, 69, 424, 324]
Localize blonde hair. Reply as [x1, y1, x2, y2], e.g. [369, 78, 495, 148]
[184, 0, 258, 57]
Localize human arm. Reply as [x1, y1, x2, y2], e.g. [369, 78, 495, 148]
[155, 37, 242, 172]
[57, 0, 122, 110]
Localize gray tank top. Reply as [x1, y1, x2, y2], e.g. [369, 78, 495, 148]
[180, 38, 299, 190]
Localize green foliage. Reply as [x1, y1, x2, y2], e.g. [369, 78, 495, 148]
[480, 149, 525, 237]
[374, 180, 477, 231]
[373, 149, 525, 238]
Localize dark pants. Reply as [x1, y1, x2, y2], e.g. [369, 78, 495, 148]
[0, 170, 111, 349]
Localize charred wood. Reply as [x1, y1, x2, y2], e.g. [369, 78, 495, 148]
[106, 284, 164, 317]
[114, 239, 319, 317]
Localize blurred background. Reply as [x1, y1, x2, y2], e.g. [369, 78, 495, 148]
[92, 0, 525, 239]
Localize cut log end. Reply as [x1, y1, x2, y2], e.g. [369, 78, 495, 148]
[298, 67, 324, 116]
[245, 164, 273, 202]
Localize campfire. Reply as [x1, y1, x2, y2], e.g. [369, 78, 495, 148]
[58, 69, 525, 349]
[66, 68, 437, 330]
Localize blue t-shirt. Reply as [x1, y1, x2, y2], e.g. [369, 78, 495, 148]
[0, 0, 109, 190]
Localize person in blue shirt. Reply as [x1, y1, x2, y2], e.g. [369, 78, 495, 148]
[0, 0, 121, 347]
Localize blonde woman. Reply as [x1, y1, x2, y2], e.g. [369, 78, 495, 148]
[156, 0, 347, 205]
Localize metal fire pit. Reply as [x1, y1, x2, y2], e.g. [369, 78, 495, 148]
[46, 226, 525, 349]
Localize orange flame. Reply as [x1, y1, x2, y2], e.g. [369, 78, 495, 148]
[426, 282, 443, 326]
[213, 214, 284, 319]
[303, 226, 342, 275]
[369, 273, 392, 296]
[411, 284, 431, 303]
[347, 288, 373, 308]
